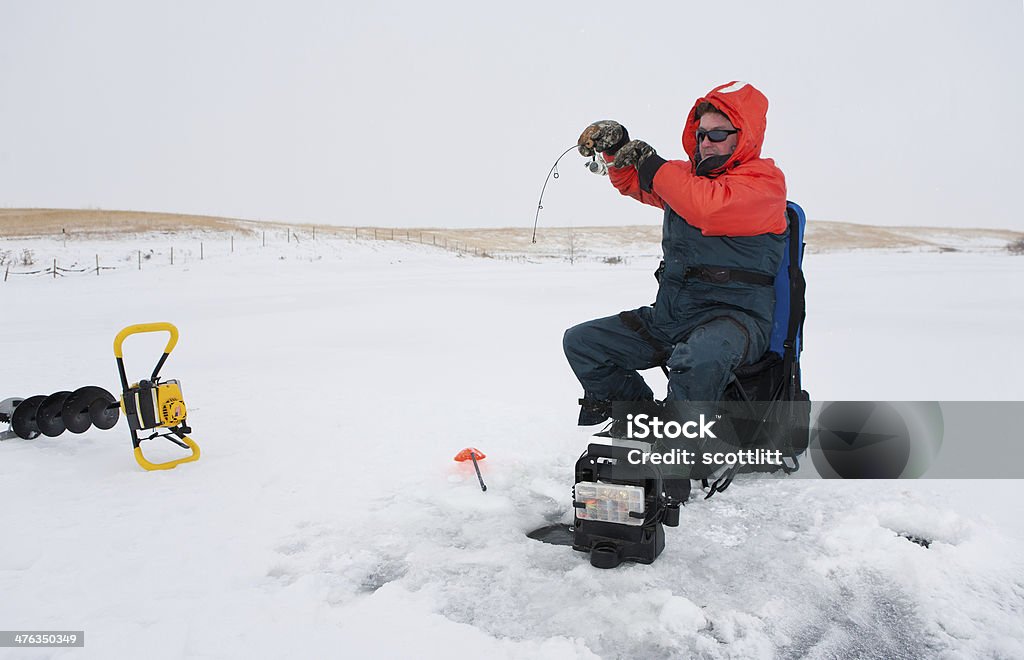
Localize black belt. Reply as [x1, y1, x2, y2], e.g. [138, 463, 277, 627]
[684, 266, 774, 287]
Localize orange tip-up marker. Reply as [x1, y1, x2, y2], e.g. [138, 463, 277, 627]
[454, 447, 487, 492]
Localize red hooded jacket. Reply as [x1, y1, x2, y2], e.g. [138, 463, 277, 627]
[608, 81, 787, 237]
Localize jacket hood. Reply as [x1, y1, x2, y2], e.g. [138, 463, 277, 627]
[683, 81, 770, 175]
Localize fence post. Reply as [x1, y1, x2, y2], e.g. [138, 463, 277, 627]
[4, 262, 9, 282]
[53, 258, 56, 279]
[231, 235, 234, 253]
[96, 254, 99, 276]
[171, 246, 174, 265]
[138, 250, 142, 270]
[201, 242, 204, 260]
[262, 231, 266, 247]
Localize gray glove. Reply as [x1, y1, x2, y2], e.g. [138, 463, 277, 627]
[613, 139, 657, 169]
[577, 120, 629, 157]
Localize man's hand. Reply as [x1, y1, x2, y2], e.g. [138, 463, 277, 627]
[613, 139, 657, 169]
[577, 120, 629, 157]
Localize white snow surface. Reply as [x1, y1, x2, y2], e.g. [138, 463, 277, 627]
[1, 233, 1023, 659]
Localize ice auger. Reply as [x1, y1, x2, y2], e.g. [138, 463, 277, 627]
[115, 322, 200, 471]
[2, 322, 200, 471]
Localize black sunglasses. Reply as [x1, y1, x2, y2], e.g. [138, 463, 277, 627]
[696, 128, 739, 143]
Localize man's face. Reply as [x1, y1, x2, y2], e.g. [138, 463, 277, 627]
[697, 112, 738, 160]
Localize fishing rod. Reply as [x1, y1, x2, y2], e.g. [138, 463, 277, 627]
[532, 144, 608, 243]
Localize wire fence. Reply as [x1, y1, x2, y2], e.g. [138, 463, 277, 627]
[0, 226, 553, 282]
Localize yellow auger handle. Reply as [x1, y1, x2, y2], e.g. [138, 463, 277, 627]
[114, 322, 179, 359]
[134, 436, 201, 471]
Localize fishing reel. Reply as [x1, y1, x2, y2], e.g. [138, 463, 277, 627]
[585, 155, 609, 176]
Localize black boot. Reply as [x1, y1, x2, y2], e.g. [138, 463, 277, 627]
[593, 399, 663, 439]
[577, 398, 612, 426]
[593, 416, 629, 439]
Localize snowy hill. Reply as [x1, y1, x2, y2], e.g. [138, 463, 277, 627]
[1, 214, 1023, 659]
[3, 207, 1022, 260]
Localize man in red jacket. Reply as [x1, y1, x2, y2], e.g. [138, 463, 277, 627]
[564, 81, 788, 427]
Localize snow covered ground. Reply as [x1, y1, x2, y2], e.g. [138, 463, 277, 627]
[1, 231, 1023, 659]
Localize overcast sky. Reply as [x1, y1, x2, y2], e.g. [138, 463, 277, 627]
[2, 1, 1022, 230]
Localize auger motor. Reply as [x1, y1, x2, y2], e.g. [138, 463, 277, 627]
[115, 323, 200, 471]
